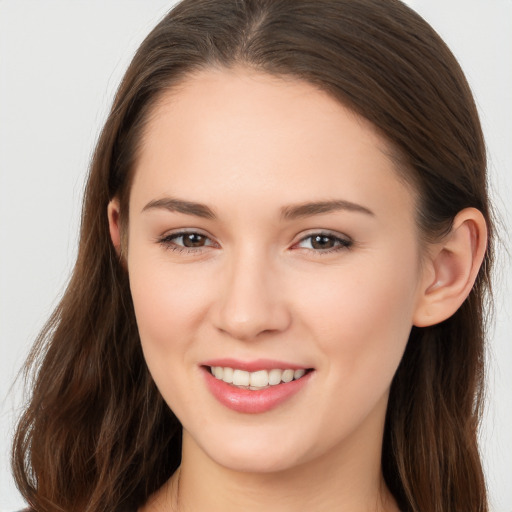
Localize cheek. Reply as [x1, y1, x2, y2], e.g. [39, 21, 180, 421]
[284, 251, 421, 446]
[127, 252, 212, 358]
[296, 249, 420, 379]
[127, 255, 218, 420]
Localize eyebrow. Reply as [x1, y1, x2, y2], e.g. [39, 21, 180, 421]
[141, 197, 374, 220]
[280, 199, 374, 219]
[142, 197, 216, 219]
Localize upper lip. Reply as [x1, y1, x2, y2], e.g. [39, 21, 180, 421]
[201, 358, 311, 372]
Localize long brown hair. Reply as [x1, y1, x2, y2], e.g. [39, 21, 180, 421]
[13, 1, 493, 511]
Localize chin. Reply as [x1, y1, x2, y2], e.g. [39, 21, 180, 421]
[209, 446, 303, 474]
[192, 425, 312, 474]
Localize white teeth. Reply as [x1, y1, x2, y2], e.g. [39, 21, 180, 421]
[281, 369, 294, 383]
[222, 366, 234, 384]
[294, 369, 306, 379]
[268, 368, 282, 385]
[249, 370, 269, 387]
[232, 369, 250, 386]
[210, 366, 308, 387]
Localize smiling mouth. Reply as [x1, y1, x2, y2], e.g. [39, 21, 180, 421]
[208, 366, 312, 390]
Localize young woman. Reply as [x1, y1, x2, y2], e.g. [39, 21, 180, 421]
[12, 1, 494, 511]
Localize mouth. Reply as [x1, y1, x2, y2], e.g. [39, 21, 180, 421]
[201, 361, 315, 413]
[207, 365, 311, 390]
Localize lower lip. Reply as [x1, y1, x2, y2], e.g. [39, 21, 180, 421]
[203, 368, 313, 414]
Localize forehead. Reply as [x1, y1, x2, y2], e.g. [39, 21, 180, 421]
[130, 67, 415, 221]
[141, 67, 390, 166]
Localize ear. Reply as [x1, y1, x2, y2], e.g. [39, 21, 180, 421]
[107, 198, 122, 257]
[413, 208, 488, 327]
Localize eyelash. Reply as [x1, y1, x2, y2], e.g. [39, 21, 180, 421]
[158, 231, 216, 254]
[295, 232, 353, 253]
[157, 231, 353, 255]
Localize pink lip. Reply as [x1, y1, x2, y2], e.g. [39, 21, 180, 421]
[202, 358, 309, 372]
[202, 366, 313, 414]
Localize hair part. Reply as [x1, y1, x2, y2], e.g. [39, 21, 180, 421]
[13, 1, 493, 511]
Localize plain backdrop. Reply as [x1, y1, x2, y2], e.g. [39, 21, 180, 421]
[0, 1, 511, 511]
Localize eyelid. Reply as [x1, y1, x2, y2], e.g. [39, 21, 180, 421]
[157, 228, 219, 252]
[292, 230, 353, 252]
[156, 228, 352, 254]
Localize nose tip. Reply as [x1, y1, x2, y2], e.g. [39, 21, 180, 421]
[217, 316, 279, 341]
[213, 259, 291, 341]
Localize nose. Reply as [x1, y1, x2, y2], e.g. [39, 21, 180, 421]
[212, 248, 292, 341]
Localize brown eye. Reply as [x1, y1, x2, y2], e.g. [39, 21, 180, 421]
[310, 235, 337, 250]
[296, 232, 352, 252]
[159, 231, 216, 251]
[182, 233, 208, 247]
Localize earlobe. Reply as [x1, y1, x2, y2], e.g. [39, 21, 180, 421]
[413, 208, 487, 327]
[107, 198, 122, 256]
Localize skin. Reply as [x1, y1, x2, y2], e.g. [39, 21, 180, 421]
[108, 67, 487, 512]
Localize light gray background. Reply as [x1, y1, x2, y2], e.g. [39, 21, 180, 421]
[1, 1, 510, 511]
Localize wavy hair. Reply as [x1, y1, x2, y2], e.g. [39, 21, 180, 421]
[13, 1, 493, 511]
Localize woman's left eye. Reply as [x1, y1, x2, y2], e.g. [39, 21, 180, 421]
[295, 233, 352, 252]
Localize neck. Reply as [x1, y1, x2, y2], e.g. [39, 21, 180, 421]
[179, 437, 394, 512]
[142, 408, 399, 512]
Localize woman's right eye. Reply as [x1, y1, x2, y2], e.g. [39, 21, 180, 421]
[158, 232, 216, 252]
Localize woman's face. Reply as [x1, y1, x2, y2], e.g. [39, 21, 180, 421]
[122, 68, 429, 473]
